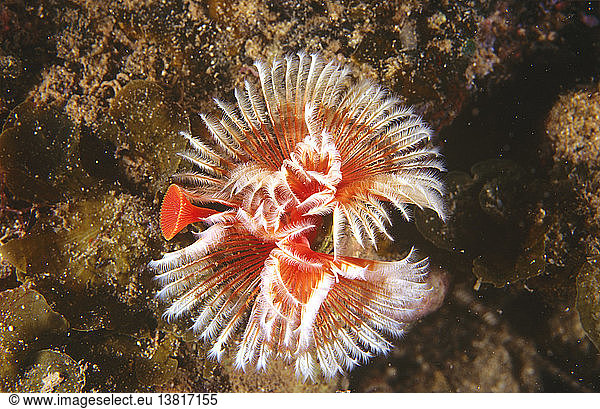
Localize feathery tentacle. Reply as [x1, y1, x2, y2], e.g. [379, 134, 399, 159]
[149, 52, 446, 381]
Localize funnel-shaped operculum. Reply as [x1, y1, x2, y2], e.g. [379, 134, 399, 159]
[160, 184, 218, 240]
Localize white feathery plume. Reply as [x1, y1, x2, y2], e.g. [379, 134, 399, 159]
[149, 52, 446, 381]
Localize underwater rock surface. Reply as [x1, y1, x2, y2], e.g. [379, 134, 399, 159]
[416, 159, 548, 287]
[0, 284, 72, 390]
[0, 0, 599, 392]
[546, 84, 600, 352]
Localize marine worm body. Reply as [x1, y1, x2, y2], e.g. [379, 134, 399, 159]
[149, 52, 445, 381]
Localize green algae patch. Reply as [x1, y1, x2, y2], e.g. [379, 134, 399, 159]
[14, 349, 85, 392]
[416, 159, 549, 287]
[0, 191, 149, 286]
[0, 284, 68, 389]
[576, 262, 600, 350]
[108, 80, 189, 194]
[0, 101, 90, 204]
[0, 190, 159, 331]
[64, 333, 177, 391]
[135, 334, 178, 386]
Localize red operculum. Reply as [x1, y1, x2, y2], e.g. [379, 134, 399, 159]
[160, 184, 218, 240]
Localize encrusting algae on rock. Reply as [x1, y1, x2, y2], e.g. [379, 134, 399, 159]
[149, 52, 446, 381]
